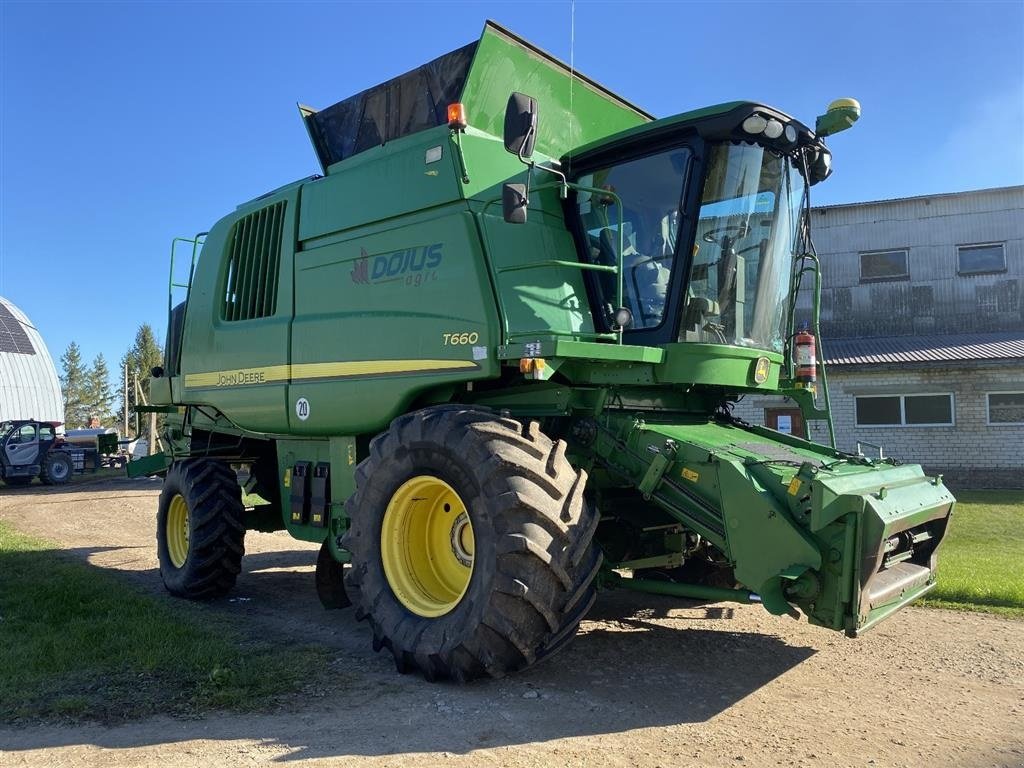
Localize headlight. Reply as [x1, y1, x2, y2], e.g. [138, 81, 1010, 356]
[784, 124, 798, 143]
[764, 119, 784, 139]
[742, 114, 768, 134]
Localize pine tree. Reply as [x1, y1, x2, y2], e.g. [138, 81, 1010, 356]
[59, 342, 90, 428]
[119, 324, 164, 438]
[85, 354, 116, 426]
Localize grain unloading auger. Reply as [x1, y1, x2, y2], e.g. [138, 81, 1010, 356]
[132, 22, 954, 680]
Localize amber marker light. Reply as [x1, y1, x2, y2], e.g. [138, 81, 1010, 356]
[519, 358, 546, 375]
[447, 103, 467, 130]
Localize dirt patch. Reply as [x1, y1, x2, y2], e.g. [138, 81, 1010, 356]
[1, 478, 1022, 767]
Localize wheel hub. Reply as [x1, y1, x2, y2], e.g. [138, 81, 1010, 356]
[166, 494, 190, 568]
[381, 475, 475, 617]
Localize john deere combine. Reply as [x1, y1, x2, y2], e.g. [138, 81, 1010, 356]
[135, 22, 953, 681]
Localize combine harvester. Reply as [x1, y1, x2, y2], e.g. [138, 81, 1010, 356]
[132, 22, 954, 681]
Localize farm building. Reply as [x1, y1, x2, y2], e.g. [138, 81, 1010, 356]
[0, 296, 64, 425]
[733, 185, 1024, 489]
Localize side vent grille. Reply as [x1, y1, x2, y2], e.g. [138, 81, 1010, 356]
[223, 201, 286, 321]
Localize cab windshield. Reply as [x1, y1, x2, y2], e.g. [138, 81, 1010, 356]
[573, 142, 807, 351]
[681, 143, 806, 352]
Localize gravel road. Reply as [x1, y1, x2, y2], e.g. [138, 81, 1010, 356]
[1, 478, 1022, 768]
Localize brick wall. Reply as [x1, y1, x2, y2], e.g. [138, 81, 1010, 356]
[732, 362, 1024, 489]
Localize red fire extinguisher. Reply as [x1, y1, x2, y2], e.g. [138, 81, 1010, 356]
[794, 327, 817, 390]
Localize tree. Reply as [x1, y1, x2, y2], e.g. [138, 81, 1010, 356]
[85, 354, 116, 426]
[119, 324, 164, 439]
[60, 342, 90, 428]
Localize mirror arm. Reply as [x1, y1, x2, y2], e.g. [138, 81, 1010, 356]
[516, 123, 535, 166]
[451, 129, 470, 184]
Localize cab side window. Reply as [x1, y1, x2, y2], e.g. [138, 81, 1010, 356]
[14, 425, 37, 444]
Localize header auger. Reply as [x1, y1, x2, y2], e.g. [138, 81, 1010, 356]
[133, 21, 953, 681]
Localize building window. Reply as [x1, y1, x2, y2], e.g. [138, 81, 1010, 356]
[860, 249, 909, 282]
[987, 392, 1024, 425]
[957, 243, 1006, 275]
[855, 393, 954, 427]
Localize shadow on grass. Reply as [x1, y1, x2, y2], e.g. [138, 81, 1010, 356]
[0, 530, 331, 728]
[0, 549, 816, 758]
[0, 517, 819, 758]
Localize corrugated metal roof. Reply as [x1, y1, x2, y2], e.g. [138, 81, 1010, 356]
[814, 184, 1024, 213]
[823, 332, 1024, 366]
[0, 296, 64, 423]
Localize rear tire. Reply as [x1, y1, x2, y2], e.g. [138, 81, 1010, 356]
[343, 406, 601, 682]
[40, 451, 73, 485]
[157, 460, 246, 599]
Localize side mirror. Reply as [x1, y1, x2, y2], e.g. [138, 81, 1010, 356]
[502, 183, 528, 224]
[504, 92, 538, 160]
[809, 148, 833, 184]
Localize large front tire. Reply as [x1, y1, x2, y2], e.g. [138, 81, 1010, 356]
[343, 407, 601, 682]
[40, 451, 72, 485]
[157, 460, 246, 599]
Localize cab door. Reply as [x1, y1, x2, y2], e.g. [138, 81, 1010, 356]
[5, 424, 40, 467]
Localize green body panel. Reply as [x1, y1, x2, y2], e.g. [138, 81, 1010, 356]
[177, 186, 300, 433]
[656, 344, 782, 391]
[460, 23, 650, 164]
[476, 181, 596, 342]
[498, 339, 664, 364]
[274, 438, 356, 543]
[290, 204, 500, 436]
[138, 21, 953, 637]
[126, 451, 171, 478]
[302, 127, 462, 241]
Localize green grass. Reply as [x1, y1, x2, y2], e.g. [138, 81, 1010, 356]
[920, 490, 1024, 618]
[0, 521, 331, 723]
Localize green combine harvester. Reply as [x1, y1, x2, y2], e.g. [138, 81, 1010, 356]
[134, 22, 954, 681]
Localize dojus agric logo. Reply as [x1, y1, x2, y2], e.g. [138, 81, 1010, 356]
[351, 243, 443, 287]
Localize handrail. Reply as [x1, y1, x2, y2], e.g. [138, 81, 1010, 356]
[497, 260, 617, 274]
[167, 232, 207, 315]
[480, 178, 626, 345]
[506, 330, 619, 341]
[789, 252, 835, 449]
[531, 180, 625, 326]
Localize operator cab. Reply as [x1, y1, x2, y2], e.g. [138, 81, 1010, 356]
[562, 101, 841, 352]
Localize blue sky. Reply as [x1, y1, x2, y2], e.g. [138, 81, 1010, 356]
[2, 0, 1022, 376]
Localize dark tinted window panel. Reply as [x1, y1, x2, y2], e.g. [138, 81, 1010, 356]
[223, 201, 287, 322]
[856, 396, 901, 425]
[957, 244, 1005, 274]
[0, 303, 36, 355]
[860, 250, 908, 281]
[306, 42, 477, 168]
[904, 395, 953, 425]
[988, 392, 1024, 424]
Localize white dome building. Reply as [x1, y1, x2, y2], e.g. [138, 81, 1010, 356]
[0, 296, 63, 424]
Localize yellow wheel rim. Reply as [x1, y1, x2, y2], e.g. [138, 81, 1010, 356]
[381, 475, 475, 618]
[166, 494, 190, 568]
